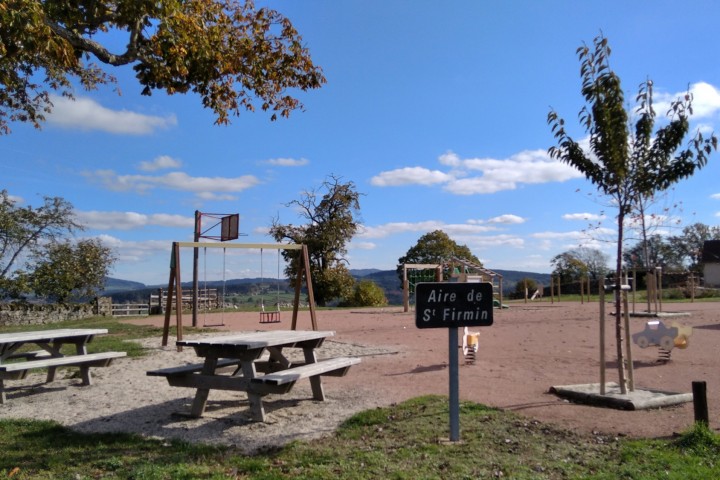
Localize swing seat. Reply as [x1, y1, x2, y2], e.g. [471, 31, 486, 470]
[260, 311, 281, 324]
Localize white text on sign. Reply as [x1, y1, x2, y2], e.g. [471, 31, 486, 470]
[415, 282, 494, 329]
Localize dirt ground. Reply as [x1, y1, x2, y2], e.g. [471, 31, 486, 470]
[128, 299, 720, 440]
[2, 300, 718, 452]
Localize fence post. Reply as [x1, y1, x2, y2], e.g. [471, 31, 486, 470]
[692, 381, 709, 425]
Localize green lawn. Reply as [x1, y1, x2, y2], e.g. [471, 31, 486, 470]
[0, 396, 718, 479]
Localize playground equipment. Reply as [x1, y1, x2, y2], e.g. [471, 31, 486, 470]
[632, 320, 692, 350]
[462, 327, 480, 365]
[402, 257, 504, 312]
[402, 263, 443, 312]
[632, 320, 693, 362]
[200, 245, 227, 327]
[401, 257, 501, 366]
[259, 247, 282, 324]
[162, 241, 319, 348]
[192, 211, 239, 327]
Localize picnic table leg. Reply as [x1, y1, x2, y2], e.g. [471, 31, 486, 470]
[303, 348, 325, 401]
[0, 379, 6, 404]
[45, 341, 67, 383]
[241, 361, 266, 421]
[79, 366, 92, 385]
[75, 342, 92, 385]
[189, 357, 219, 417]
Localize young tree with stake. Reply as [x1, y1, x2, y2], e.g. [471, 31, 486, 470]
[547, 34, 716, 393]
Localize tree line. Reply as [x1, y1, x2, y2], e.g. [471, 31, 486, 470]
[0, 190, 114, 303]
[547, 222, 720, 286]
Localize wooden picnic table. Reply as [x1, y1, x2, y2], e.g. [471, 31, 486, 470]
[0, 328, 126, 403]
[148, 330, 360, 422]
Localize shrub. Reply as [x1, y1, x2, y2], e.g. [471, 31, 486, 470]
[344, 280, 388, 307]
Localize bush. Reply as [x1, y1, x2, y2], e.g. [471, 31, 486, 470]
[343, 280, 388, 307]
[511, 278, 538, 300]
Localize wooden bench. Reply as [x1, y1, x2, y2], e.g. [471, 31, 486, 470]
[0, 351, 127, 403]
[251, 356, 360, 395]
[147, 358, 242, 378]
[5, 350, 52, 361]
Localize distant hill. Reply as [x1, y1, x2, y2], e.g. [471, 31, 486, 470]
[103, 277, 147, 294]
[493, 269, 553, 292]
[350, 268, 383, 277]
[103, 268, 552, 305]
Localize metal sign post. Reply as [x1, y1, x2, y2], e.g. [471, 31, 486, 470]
[415, 282, 494, 442]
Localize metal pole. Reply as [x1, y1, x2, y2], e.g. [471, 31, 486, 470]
[192, 210, 201, 327]
[448, 327, 460, 442]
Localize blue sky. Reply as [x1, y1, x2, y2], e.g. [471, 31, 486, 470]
[4, 1, 720, 286]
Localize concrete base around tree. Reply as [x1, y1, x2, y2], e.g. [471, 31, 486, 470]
[549, 382, 693, 411]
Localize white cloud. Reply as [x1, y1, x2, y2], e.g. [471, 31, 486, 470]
[357, 221, 445, 239]
[438, 151, 462, 167]
[138, 155, 183, 171]
[7, 193, 23, 204]
[653, 82, 720, 120]
[94, 235, 169, 263]
[531, 230, 586, 240]
[264, 157, 309, 167]
[77, 211, 194, 230]
[196, 192, 239, 201]
[47, 95, 177, 134]
[711, 193, 720, 200]
[370, 167, 453, 187]
[349, 241, 377, 250]
[684, 82, 720, 118]
[463, 234, 525, 249]
[82, 170, 260, 198]
[486, 214, 526, 225]
[371, 149, 583, 195]
[357, 221, 498, 239]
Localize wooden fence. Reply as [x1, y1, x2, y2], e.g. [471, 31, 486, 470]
[148, 288, 220, 314]
[111, 303, 150, 317]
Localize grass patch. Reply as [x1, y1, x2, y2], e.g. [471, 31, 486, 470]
[1, 396, 718, 479]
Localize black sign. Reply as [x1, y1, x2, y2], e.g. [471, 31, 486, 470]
[415, 282, 494, 329]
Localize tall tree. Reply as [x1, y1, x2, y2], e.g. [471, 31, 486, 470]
[396, 230, 481, 285]
[570, 247, 610, 280]
[669, 223, 720, 273]
[550, 251, 589, 284]
[0, 0, 325, 134]
[0, 190, 82, 283]
[623, 235, 683, 272]
[29, 238, 115, 303]
[0, 191, 115, 301]
[547, 34, 716, 393]
[269, 175, 362, 307]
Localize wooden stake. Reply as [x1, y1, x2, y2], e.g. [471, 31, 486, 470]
[692, 381, 709, 425]
[599, 282, 606, 395]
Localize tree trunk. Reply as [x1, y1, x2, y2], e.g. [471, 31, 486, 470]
[615, 212, 628, 394]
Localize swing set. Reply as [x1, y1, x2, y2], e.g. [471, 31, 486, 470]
[258, 247, 283, 324]
[161, 242, 318, 348]
[191, 211, 239, 328]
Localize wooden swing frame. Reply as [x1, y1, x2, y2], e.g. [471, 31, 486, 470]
[162, 242, 318, 348]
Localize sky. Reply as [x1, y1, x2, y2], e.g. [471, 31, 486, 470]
[3, 0, 720, 286]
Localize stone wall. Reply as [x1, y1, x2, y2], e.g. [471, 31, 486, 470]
[0, 302, 100, 327]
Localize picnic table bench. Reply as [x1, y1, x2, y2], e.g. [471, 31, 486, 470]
[147, 330, 360, 421]
[0, 328, 126, 403]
